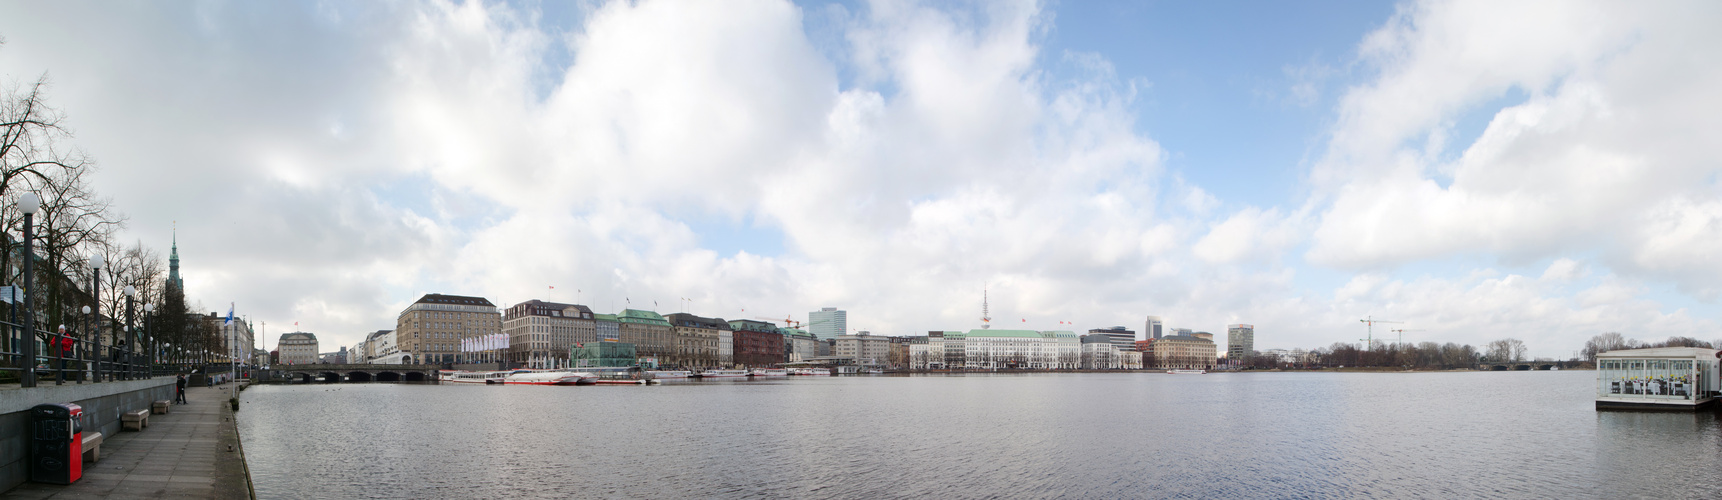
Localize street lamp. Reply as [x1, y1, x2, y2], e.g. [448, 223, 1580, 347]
[17, 192, 39, 387]
[82, 305, 92, 382]
[88, 254, 102, 381]
[144, 303, 155, 374]
[124, 285, 135, 379]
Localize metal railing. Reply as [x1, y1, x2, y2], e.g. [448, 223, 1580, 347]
[0, 317, 226, 385]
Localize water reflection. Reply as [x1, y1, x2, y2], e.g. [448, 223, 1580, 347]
[238, 371, 1722, 499]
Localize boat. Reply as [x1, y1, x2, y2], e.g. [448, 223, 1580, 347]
[749, 368, 789, 377]
[1167, 369, 1206, 374]
[698, 369, 751, 378]
[501, 370, 597, 386]
[645, 370, 693, 378]
[787, 368, 831, 376]
[864, 368, 884, 374]
[443, 370, 512, 384]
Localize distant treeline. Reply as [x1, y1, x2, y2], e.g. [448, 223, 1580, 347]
[1241, 332, 1720, 370]
[1579, 332, 1716, 362]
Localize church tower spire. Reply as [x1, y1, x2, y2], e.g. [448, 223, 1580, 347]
[168, 223, 182, 290]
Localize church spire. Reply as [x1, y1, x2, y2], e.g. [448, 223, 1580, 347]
[168, 223, 182, 290]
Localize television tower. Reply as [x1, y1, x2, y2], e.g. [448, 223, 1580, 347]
[981, 286, 992, 329]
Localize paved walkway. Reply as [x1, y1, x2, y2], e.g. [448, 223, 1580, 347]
[6, 384, 253, 499]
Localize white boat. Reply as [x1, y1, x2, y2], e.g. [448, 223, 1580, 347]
[787, 368, 830, 376]
[645, 370, 693, 378]
[502, 370, 597, 386]
[443, 370, 512, 384]
[749, 368, 789, 377]
[1167, 369, 1206, 375]
[698, 369, 751, 378]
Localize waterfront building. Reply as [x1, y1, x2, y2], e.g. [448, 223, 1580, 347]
[319, 348, 346, 364]
[888, 336, 912, 369]
[1081, 335, 1118, 369]
[907, 336, 932, 369]
[910, 332, 953, 370]
[939, 331, 966, 368]
[350, 339, 367, 364]
[277, 332, 319, 365]
[1144, 334, 1216, 370]
[957, 330, 1080, 370]
[729, 319, 784, 367]
[1145, 316, 1164, 339]
[1227, 324, 1255, 360]
[834, 332, 890, 366]
[718, 328, 734, 366]
[1088, 326, 1138, 353]
[809, 307, 847, 341]
[617, 309, 673, 366]
[395, 293, 502, 365]
[200, 312, 255, 363]
[571, 341, 638, 368]
[664, 313, 727, 369]
[1259, 348, 1310, 364]
[594, 314, 620, 342]
[1597, 347, 1721, 411]
[504, 300, 596, 369]
[780, 327, 818, 363]
[366, 330, 397, 363]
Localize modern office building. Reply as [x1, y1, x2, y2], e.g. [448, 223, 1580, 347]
[1145, 316, 1164, 339]
[1088, 326, 1138, 352]
[808, 307, 847, 341]
[1227, 324, 1256, 360]
[833, 332, 891, 366]
[276, 332, 319, 365]
[503, 299, 596, 369]
[780, 327, 819, 363]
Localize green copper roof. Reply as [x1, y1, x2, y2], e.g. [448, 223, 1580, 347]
[618, 309, 670, 326]
[593, 313, 619, 322]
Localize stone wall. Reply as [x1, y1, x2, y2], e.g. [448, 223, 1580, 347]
[0, 378, 175, 491]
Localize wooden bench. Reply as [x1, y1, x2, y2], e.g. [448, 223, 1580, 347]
[152, 400, 171, 414]
[82, 431, 104, 463]
[121, 409, 150, 431]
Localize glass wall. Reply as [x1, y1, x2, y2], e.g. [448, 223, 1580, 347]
[1598, 358, 1709, 400]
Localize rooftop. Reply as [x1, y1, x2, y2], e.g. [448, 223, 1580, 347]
[1598, 347, 1719, 359]
[414, 293, 496, 307]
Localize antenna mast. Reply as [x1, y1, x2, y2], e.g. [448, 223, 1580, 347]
[981, 285, 992, 330]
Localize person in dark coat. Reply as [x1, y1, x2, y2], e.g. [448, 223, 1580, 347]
[176, 374, 188, 404]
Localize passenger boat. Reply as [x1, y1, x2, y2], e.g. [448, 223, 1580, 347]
[1167, 369, 1206, 374]
[749, 368, 789, 377]
[645, 370, 693, 378]
[443, 370, 512, 384]
[698, 369, 751, 378]
[502, 370, 597, 386]
[787, 368, 831, 376]
[1597, 347, 1720, 411]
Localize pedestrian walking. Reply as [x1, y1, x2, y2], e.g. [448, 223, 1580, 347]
[175, 374, 188, 404]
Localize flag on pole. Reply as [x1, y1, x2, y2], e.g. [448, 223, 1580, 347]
[225, 303, 235, 325]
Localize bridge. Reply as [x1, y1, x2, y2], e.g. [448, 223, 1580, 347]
[1477, 361, 1564, 371]
[271, 364, 442, 384]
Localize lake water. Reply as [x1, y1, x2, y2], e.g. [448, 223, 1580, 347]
[237, 371, 1722, 499]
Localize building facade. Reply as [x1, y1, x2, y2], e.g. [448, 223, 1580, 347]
[1088, 326, 1138, 354]
[616, 309, 673, 366]
[503, 300, 596, 369]
[664, 313, 727, 369]
[1145, 316, 1164, 339]
[395, 293, 501, 365]
[365, 330, 396, 363]
[808, 307, 847, 341]
[1145, 334, 1216, 370]
[833, 332, 891, 366]
[729, 319, 784, 367]
[1227, 324, 1255, 360]
[781, 327, 818, 363]
[277, 332, 319, 365]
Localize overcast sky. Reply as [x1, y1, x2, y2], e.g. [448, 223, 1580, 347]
[1, 0, 1717, 358]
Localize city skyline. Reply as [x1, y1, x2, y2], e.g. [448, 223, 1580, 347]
[2, 1, 1718, 357]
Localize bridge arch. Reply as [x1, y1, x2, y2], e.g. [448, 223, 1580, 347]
[319, 372, 342, 383]
[376, 371, 401, 382]
[346, 371, 374, 382]
[404, 372, 427, 382]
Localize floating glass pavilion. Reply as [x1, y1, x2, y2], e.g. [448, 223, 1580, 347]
[1596, 347, 1720, 411]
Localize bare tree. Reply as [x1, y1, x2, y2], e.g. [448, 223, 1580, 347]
[2, 75, 90, 287]
[1582, 332, 1633, 362]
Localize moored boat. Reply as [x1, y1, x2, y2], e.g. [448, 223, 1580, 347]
[502, 370, 597, 386]
[645, 370, 693, 378]
[443, 370, 512, 384]
[787, 368, 831, 376]
[1167, 369, 1206, 375]
[749, 368, 789, 377]
[698, 369, 751, 378]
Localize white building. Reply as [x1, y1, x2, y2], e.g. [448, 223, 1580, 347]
[718, 330, 734, 366]
[367, 330, 399, 364]
[277, 332, 319, 365]
[957, 329, 1080, 370]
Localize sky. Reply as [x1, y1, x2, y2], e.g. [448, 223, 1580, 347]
[0, 0, 1718, 358]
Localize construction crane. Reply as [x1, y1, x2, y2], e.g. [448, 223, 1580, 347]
[1389, 328, 1426, 348]
[1359, 316, 1403, 349]
[756, 315, 833, 332]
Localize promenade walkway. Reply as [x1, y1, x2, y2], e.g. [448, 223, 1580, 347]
[5, 383, 253, 499]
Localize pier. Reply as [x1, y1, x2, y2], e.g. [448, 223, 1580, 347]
[3, 383, 252, 498]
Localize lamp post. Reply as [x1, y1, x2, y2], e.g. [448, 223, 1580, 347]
[88, 253, 102, 381]
[124, 285, 135, 380]
[82, 305, 92, 383]
[17, 192, 39, 387]
[144, 303, 155, 376]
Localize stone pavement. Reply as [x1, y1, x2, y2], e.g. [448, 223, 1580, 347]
[4, 383, 253, 499]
